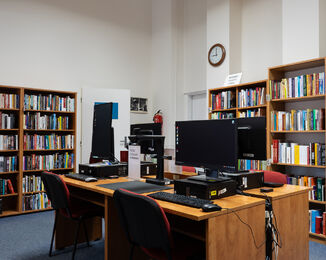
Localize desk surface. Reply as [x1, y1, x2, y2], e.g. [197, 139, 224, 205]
[245, 184, 312, 200]
[62, 176, 265, 221]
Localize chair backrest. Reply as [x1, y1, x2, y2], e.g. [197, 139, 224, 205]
[263, 170, 287, 184]
[113, 189, 172, 258]
[41, 171, 71, 213]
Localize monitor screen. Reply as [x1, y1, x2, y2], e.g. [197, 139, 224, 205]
[130, 123, 162, 154]
[237, 117, 266, 160]
[175, 119, 238, 172]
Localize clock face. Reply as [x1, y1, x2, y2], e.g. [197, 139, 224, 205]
[208, 44, 225, 66]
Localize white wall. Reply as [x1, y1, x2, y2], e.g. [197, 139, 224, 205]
[241, 0, 282, 82]
[151, 0, 177, 148]
[319, 0, 326, 57]
[282, 0, 319, 64]
[0, 0, 153, 163]
[206, 0, 230, 89]
[0, 0, 153, 124]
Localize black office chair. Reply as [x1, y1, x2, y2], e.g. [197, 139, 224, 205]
[113, 188, 202, 260]
[41, 171, 103, 260]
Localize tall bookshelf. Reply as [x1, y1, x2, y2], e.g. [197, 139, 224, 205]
[267, 57, 326, 244]
[208, 80, 267, 170]
[0, 85, 77, 217]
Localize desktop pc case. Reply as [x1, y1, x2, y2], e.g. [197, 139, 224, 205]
[79, 162, 157, 178]
[221, 171, 264, 190]
[174, 178, 237, 200]
[0, 198, 2, 214]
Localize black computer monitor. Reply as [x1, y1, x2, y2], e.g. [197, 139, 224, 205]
[130, 123, 162, 154]
[237, 117, 266, 160]
[175, 119, 238, 173]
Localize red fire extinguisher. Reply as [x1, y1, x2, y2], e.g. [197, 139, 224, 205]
[153, 110, 163, 125]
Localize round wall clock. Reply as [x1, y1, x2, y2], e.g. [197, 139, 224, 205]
[208, 43, 226, 66]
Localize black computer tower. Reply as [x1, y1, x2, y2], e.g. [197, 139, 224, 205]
[222, 171, 264, 190]
[0, 198, 2, 214]
[174, 178, 237, 200]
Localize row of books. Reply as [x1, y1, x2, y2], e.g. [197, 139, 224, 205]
[287, 176, 325, 201]
[0, 178, 15, 195]
[271, 109, 325, 131]
[238, 108, 264, 118]
[238, 87, 265, 108]
[210, 91, 236, 110]
[238, 159, 267, 171]
[211, 112, 235, 119]
[23, 152, 74, 170]
[23, 134, 74, 150]
[22, 175, 44, 193]
[0, 135, 18, 150]
[0, 93, 19, 109]
[23, 112, 70, 130]
[271, 140, 325, 166]
[0, 112, 16, 129]
[0, 156, 18, 172]
[309, 210, 326, 235]
[269, 72, 325, 99]
[24, 94, 75, 112]
[22, 193, 51, 211]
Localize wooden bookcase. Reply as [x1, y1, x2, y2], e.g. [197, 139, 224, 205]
[208, 80, 267, 120]
[208, 80, 267, 171]
[0, 85, 77, 217]
[267, 57, 326, 244]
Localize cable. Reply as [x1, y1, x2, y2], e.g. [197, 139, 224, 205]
[222, 207, 266, 250]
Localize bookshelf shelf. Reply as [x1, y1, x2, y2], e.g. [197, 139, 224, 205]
[0, 85, 76, 218]
[309, 200, 326, 205]
[23, 191, 45, 195]
[270, 94, 325, 102]
[22, 208, 52, 214]
[23, 129, 74, 132]
[0, 210, 20, 217]
[24, 109, 75, 114]
[0, 108, 20, 112]
[271, 163, 326, 168]
[237, 104, 267, 110]
[0, 129, 19, 132]
[309, 232, 326, 239]
[211, 107, 236, 113]
[0, 171, 19, 175]
[23, 168, 74, 173]
[23, 148, 74, 152]
[271, 130, 326, 134]
[0, 193, 18, 198]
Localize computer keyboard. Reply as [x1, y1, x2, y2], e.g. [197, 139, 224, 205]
[148, 192, 212, 208]
[65, 173, 98, 182]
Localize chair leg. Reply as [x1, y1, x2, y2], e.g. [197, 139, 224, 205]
[72, 218, 81, 260]
[129, 244, 135, 260]
[82, 218, 90, 247]
[49, 211, 58, 257]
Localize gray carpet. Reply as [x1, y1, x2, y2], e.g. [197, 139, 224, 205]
[0, 211, 325, 259]
[0, 211, 104, 260]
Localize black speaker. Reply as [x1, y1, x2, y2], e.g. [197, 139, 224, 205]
[91, 103, 115, 161]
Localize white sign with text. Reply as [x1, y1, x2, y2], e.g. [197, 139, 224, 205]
[128, 145, 141, 180]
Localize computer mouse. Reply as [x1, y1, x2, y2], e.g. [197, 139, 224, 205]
[85, 177, 98, 182]
[201, 203, 222, 212]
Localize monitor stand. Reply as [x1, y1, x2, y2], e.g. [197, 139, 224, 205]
[187, 168, 231, 183]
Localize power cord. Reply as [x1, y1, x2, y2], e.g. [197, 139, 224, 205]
[221, 206, 266, 250]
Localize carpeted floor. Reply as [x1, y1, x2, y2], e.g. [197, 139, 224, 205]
[0, 211, 325, 259]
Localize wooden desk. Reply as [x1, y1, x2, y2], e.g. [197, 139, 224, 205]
[245, 184, 311, 260]
[59, 177, 266, 260]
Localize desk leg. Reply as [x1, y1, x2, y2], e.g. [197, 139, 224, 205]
[271, 192, 309, 260]
[105, 196, 109, 260]
[206, 204, 265, 260]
